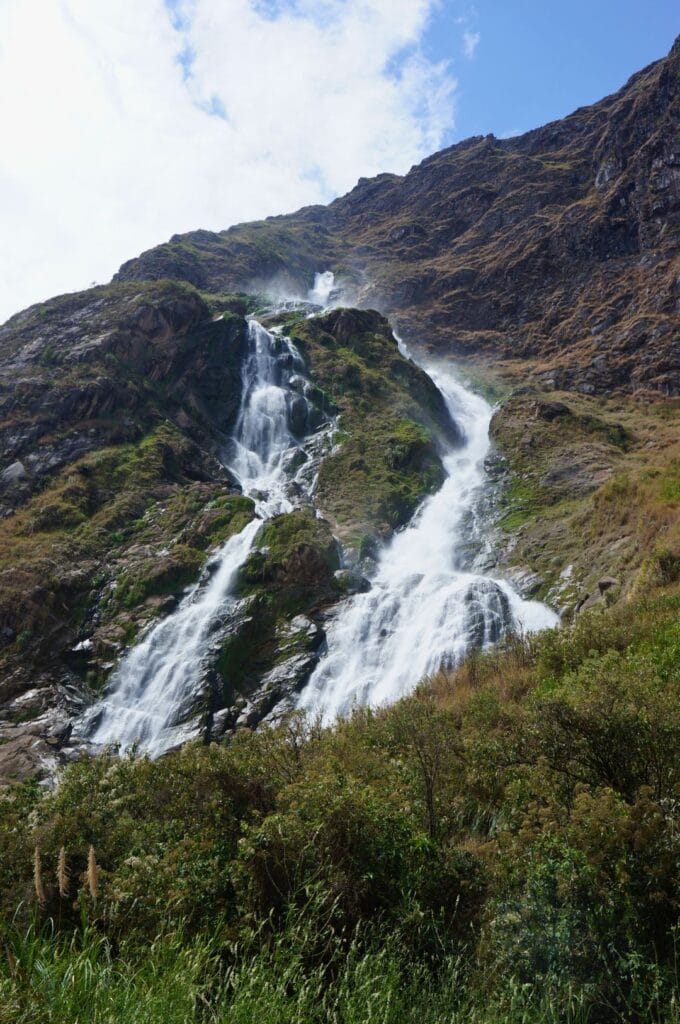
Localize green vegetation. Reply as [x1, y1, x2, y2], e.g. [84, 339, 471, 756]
[238, 508, 340, 613]
[113, 544, 205, 610]
[0, 567, 678, 1022]
[317, 415, 444, 542]
[288, 309, 455, 548]
[0, 424, 250, 679]
[489, 390, 680, 609]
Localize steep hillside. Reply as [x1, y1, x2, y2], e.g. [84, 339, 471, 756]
[0, 285, 455, 781]
[0, 37, 677, 1024]
[116, 38, 680, 396]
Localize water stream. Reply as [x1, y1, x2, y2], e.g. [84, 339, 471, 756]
[78, 320, 316, 756]
[78, 287, 558, 754]
[298, 349, 558, 721]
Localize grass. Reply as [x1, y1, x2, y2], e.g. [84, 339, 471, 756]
[0, 573, 678, 1022]
[488, 388, 680, 610]
[2, 914, 677, 1023]
[0, 924, 220, 1024]
[0, 919, 624, 1024]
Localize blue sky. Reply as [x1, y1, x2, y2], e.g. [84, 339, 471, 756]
[0, 0, 677, 322]
[424, 0, 678, 142]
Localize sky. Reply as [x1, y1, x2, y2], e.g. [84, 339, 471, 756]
[0, 0, 676, 324]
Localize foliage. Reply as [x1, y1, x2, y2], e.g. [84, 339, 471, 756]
[0, 579, 678, 1020]
[288, 310, 454, 546]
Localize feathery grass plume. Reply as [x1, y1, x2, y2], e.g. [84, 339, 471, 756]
[57, 846, 69, 898]
[87, 845, 98, 905]
[33, 846, 46, 906]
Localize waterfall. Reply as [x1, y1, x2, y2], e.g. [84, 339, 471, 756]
[78, 320, 314, 756]
[308, 271, 336, 307]
[297, 354, 558, 722]
[78, 292, 558, 755]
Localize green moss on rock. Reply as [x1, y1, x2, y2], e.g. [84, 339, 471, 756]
[238, 509, 340, 614]
[317, 416, 444, 545]
[187, 495, 256, 550]
[113, 545, 205, 611]
[287, 309, 456, 546]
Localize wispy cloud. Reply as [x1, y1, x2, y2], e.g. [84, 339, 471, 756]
[0, 0, 457, 322]
[462, 29, 480, 59]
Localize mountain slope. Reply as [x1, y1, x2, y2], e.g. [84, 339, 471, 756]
[0, 284, 457, 781]
[116, 38, 680, 396]
[0, 41, 677, 782]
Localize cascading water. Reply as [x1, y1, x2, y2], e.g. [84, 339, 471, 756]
[78, 281, 558, 756]
[78, 320, 315, 756]
[298, 347, 558, 722]
[308, 271, 336, 307]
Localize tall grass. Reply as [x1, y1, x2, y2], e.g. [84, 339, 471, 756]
[0, 923, 218, 1024]
[7, 919, 674, 1024]
[218, 934, 594, 1024]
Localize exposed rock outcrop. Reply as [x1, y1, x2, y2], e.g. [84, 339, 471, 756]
[115, 39, 680, 396]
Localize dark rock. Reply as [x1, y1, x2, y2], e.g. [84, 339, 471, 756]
[334, 569, 371, 595]
[288, 395, 309, 436]
[597, 575, 620, 593]
[235, 651, 319, 729]
[533, 401, 570, 421]
[210, 706, 238, 740]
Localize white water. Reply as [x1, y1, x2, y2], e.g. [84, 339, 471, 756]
[308, 271, 336, 307]
[79, 289, 558, 754]
[298, 350, 558, 722]
[79, 321, 312, 756]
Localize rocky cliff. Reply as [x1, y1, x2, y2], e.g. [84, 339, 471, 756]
[116, 38, 680, 397]
[0, 286, 455, 780]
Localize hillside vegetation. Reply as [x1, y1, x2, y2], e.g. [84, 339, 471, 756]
[0, 556, 678, 1022]
[0, 35, 678, 1024]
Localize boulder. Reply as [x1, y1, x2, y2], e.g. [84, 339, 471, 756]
[334, 569, 371, 595]
[0, 460, 27, 485]
[506, 566, 545, 598]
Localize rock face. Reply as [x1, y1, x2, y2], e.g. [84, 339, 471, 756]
[114, 40, 680, 396]
[0, 282, 248, 515]
[0, 284, 460, 780]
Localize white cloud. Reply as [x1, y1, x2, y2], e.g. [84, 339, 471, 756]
[0, 0, 456, 322]
[462, 29, 480, 59]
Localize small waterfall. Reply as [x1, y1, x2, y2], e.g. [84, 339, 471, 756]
[298, 358, 558, 722]
[308, 271, 336, 307]
[79, 320, 314, 756]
